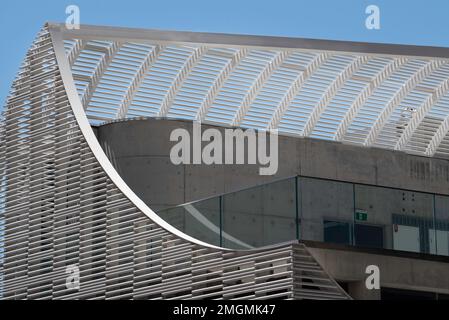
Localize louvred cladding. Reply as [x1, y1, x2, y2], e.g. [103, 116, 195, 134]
[61, 25, 449, 158]
[0, 24, 352, 299]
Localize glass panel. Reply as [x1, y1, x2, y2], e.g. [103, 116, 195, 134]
[156, 175, 448, 256]
[434, 195, 449, 256]
[354, 224, 383, 249]
[324, 220, 352, 245]
[158, 197, 221, 246]
[299, 177, 354, 244]
[222, 178, 297, 249]
[355, 185, 435, 254]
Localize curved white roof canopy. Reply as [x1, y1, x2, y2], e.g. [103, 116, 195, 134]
[54, 23, 449, 158]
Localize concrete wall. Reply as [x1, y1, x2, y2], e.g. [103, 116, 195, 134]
[96, 118, 449, 210]
[307, 244, 449, 299]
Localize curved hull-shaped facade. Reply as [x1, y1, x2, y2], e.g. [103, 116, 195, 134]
[0, 25, 351, 299]
[7, 21, 449, 300]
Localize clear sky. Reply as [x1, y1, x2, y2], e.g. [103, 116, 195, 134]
[1, 0, 449, 109]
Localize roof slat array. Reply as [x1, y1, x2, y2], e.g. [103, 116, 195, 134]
[62, 28, 449, 158]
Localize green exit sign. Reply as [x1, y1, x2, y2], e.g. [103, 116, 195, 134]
[355, 210, 368, 221]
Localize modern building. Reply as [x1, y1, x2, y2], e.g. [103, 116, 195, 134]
[1, 23, 449, 300]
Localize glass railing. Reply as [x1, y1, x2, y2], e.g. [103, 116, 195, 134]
[157, 175, 449, 257]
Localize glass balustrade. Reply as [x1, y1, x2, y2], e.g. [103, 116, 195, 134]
[156, 176, 449, 256]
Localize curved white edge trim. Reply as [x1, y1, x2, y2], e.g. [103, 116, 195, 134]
[49, 25, 231, 252]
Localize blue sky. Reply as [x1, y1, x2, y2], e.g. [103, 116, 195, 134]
[1, 0, 449, 108]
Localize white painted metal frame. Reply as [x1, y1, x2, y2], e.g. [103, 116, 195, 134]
[364, 60, 443, 147]
[302, 55, 370, 137]
[67, 39, 86, 66]
[335, 58, 407, 141]
[426, 116, 449, 156]
[157, 46, 208, 117]
[79, 41, 122, 109]
[268, 53, 329, 130]
[395, 74, 449, 151]
[195, 49, 249, 122]
[231, 51, 291, 126]
[116, 45, 164, 119]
